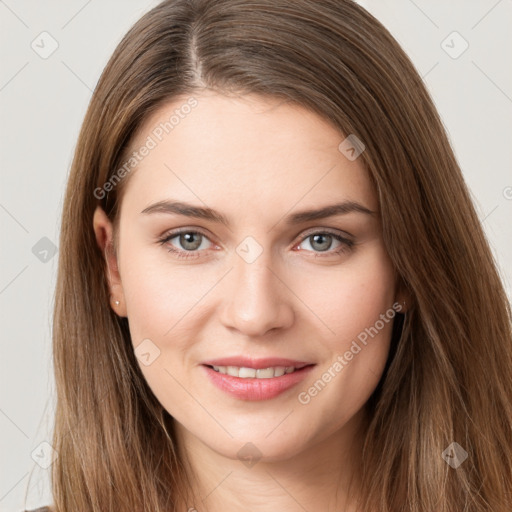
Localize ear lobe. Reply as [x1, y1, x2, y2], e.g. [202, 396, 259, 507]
[93, 206, 127, 316]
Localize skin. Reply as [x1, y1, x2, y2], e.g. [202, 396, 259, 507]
[93, 91, 406, 512]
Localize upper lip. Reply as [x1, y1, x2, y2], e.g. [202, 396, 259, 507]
[202, 357, 314, 370]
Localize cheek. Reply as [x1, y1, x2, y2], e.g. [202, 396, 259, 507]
[294, 242, 396, 345]
[118, 238, 200, 353]
[118, 245, 203, 413]
[293, 244, 397, 425]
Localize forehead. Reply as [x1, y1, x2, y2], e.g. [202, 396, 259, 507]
[119, 92, 378, 219]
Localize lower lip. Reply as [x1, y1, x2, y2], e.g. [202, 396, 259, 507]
[202, 364, 315, 401]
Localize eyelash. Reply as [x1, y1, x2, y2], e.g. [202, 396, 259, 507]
[157, 228, 354, 260]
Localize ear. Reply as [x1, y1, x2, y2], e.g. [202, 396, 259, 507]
[93, 206, 127, 317]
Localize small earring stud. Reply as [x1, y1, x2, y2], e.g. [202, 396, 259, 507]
[114, 300, 120, 305]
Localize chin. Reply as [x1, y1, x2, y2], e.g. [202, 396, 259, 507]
[203, 425, 314, 464]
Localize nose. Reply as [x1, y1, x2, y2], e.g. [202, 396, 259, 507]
[218, 248, 295, 338]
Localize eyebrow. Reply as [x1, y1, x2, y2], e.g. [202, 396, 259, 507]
[140, 199, 376, 226]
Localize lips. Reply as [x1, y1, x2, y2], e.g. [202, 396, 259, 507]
[201, 357, 315, 401]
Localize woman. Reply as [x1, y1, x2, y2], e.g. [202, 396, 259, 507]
[27, 0, 512, 511]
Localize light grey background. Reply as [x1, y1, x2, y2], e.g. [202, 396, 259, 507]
[1, 1, 511, 510]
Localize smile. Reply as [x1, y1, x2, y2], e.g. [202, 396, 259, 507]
[201, 360, 316, 401]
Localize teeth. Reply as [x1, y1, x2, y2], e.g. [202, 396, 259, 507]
[211, 365, 296, 378]
[256, 367, 274, 378]
[274, 367, 285, 377]
[239, 367, 256, 378]
[227, 366, 239, 377]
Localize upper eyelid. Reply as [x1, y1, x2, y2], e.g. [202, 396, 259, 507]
[298, 226, 354, 239]
[160, 227, 214, 244]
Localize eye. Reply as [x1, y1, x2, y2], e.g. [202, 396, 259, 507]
[158, 229, 215, 260]
[158, 228, 354, 260]
[296, 230, 354, 256]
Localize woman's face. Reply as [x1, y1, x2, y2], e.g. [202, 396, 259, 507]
[95, 91, 402, 462]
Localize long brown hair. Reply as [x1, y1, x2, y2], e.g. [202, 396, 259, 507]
[51, 1, 512, 510]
